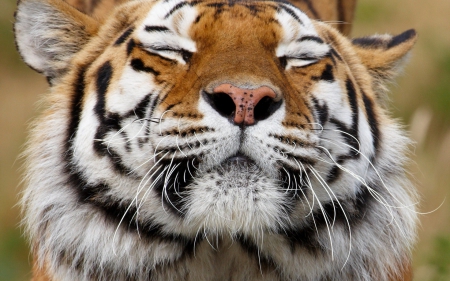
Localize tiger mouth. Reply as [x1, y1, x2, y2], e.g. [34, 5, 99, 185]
[224, 153, 255, 167]
[220, 153, 263, 174]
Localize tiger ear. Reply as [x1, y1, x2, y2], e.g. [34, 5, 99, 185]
[352, 29, 417, 93]
[14, 0, 99, 81]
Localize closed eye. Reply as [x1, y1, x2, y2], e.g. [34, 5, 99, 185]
[141, 44, 193, 64]
[281, 55, 320, 68]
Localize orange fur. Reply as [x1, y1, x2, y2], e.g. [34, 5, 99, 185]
[64, 0, 357, 35]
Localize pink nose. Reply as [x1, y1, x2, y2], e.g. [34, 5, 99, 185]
[213, 84, 277, 126]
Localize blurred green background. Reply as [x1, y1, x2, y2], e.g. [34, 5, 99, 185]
[1, 0, 449, 280]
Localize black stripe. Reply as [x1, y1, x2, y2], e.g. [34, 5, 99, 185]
[387, 29, 416, 49]
[144, 25, 170, 33]
[329, 118, 360, 159]
[114, 27, 134, 46]
[164, 1, 190, 18]
[131, 95, 151, 120]
[325, 79, 361, 183]
[126, 39, 136, 56]
[352, 36, 385, 48]
[67, 66, 88, 145]
[165, 102, 181, 111]
[121, 130, 132, 152]
[206, 2, 225, 9]
[346, 79, 359, 144]
[325, 154, 351, 183]
[141, 95, 160, 142]
[352, 30, 416, 50]
[148, 94, 160, 121]
[321, 64, 334, 81]
[93, 61, 113, 136]
[362, 93, 380, 155]
[326, 163, 341, 183]
[95, 61, 113, 112]
[130, 58, 160, 76]
[330, 48, 343, 62]
[311, 97, 329, 125]
[278, 5, 303, 25]
[92, 62, 135, 174]
[336, 78, 361, 157]
[312, 64, 334, 82]
[66, 149, 198, 257]
[76, 181, 198, 248]
[66, 148, 197, 249]
[297, 35, 324, 44]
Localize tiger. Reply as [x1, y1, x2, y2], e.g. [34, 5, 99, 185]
[14, 0, 418, 280]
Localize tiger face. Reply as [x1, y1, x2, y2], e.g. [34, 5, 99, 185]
[15, 0, 418, 280]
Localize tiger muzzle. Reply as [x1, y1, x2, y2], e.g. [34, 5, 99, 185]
[203, 83, 282, 126]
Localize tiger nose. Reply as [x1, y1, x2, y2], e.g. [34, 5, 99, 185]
[204, 84, 282, 126]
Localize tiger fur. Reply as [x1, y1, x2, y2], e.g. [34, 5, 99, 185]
[14, 0, 418, 280]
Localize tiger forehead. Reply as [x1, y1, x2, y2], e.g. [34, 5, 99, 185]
[194, 1, 280, 19]
[191, 2, 283, 43]
[136, 0, 316, 49]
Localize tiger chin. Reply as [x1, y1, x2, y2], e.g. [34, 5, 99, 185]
[15, 0, 418, 280]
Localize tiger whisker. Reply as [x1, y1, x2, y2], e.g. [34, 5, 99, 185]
[191, 157, 200, 172]
[175, 117, 189, 158]
[308, 166, 337, 227]
[128, 150, 165, 175]
[173, 171, 182, 196]
[192, 225, 203, 258]
[323, 21, 349, 25]
[161, 152, 185, 214]
[140, 117, 164, 123]
[318, 136, 416, 211]
[309, 165, 353, 269]
[153, 135, 170, 161]
[157, 110, 173, 133]
[112, 196, 140, 256]
[193, 131, 205, 148]
[135, 165, 163, 212]
[175, 135, 188, 158]
[282, 167, 292, 194]
[293, 159, 315, 217]
[330, 129, 362, 154]
[288, 141, 297, 153]
[297, 161, 335, 260]
[137, 166, 168, 213]
[314, 144, 408, 239]
[306, 122, 324, 133]
[292, 170, 300, 198]
[98, 117, 155, 148]
[113, 151, 169, 251]
[135, 150, 169, 200]
[186, 158, 197, 180]
[203, 228, 217, 251]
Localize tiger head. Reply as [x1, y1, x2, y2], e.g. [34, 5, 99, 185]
[15, 0, 418, 279]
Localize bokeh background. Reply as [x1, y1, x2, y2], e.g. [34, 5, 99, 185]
[1, 0, 449, 280]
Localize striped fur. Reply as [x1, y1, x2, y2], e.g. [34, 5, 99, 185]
[63, 0, 357, 35]
[15, 0, 418, 280]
